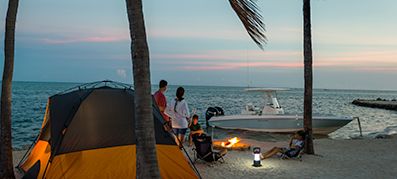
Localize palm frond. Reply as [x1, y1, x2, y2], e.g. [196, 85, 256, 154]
[229, 0, 267, 49]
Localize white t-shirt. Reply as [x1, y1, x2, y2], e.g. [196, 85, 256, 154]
[164, 99, 190, 129]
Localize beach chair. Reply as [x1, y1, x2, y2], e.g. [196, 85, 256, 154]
[279, 133, 308, 162]
[192, 134, 227, 166]
[279, 140, 305, 161]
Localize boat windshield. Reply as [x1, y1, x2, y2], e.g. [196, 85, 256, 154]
[273, 97, 279, 108]
[271, 92, 280, 108]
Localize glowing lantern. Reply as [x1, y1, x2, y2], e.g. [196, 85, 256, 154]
[252, 147, 262, 167]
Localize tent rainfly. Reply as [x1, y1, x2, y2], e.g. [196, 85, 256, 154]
[18, 80, 199, 179]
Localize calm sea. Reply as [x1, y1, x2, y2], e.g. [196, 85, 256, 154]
[5, 81, 397, 148]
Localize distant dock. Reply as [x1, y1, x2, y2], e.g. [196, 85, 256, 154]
[352, 99, 397, 111]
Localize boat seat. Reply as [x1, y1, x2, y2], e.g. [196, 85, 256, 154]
[262, 105, 276, 114]
[246, 103, 259, 111]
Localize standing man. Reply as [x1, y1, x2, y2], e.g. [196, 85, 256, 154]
[154, 80, 172, 132]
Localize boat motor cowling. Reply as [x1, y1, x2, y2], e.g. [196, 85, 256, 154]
[205, 106, 224, 126]
[214, 107, 224, 115]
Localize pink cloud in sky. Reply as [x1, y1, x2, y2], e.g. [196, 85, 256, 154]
[151, 50, 301, 61]
[158, 60, 354, 71]
[157, 60, 302, 71]
[327, 50, 397, 59]
[315, 50, 397, 66]
[152, 47, 397, 71]
[42, 29, 131, 44]
[152, 49, 360, 70]
[182, 66, 237, 70]
[353, 67, 397, 71]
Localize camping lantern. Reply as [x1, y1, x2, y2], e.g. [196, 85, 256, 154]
[252, 147, 262, 167]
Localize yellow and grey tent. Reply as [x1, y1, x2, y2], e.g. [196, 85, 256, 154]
[18, 80, 199, 179]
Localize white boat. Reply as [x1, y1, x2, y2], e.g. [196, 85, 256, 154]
[206, 88, 354, 135]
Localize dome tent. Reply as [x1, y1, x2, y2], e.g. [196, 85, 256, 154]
[18, 80, 199, 179]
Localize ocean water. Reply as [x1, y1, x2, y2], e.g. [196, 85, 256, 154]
[4, 81, 397, 148]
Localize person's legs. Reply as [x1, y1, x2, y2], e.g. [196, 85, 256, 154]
[175, 128, 187, 148]
[260, 147, 277, 157]
[261, 147, 282, 160]
[175, 135, 185, 148]
[173, 128, 181, 147]
[189, 133, 193, 147]
[189, 133, 200, 147]
[179, 135, 185, 148]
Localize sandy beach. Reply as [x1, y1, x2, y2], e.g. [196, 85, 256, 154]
[12, 135, 397, 179]
[195, 136, 397, 179]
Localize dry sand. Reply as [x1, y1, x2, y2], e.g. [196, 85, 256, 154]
[13, 136, 397, 179]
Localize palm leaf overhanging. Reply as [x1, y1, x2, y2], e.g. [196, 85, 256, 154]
[229, 0, 267, 49]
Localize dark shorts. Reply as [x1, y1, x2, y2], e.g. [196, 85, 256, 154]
[173, 128, 187, 136]
[280, 148, 290, 154]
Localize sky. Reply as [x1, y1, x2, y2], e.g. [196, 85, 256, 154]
[0, 0, 396, 90]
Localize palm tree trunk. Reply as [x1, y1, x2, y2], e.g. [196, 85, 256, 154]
[1, 0, 19, 178]
[125, 0, 161, 178]
[303, 0, 314, 154]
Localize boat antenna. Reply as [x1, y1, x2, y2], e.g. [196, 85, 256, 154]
[247, 47, 250, 88]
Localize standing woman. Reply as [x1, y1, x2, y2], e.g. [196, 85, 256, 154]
[165, 87, 190, 148]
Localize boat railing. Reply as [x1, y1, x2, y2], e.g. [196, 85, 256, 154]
[284, 113, 353, 118]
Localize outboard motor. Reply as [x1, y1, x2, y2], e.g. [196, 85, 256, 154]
[205, 106, 224, 126]
[214, 106, 224, 115]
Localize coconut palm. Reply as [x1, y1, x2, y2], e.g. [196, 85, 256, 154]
[303, 0, 314, 154]
[124, 0, 266, 178]
[0, 0, 20, 178]
[125, 0, 160, 178]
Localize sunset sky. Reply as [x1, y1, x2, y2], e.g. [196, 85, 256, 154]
[1, 0, 396, 90]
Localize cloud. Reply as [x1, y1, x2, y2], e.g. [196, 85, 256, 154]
[117, 69, 126, 78]
[177, 60, 371, 71]
[149, 46, 397, 73]
[152, 49, 358, 71]
[151, 50, 300, 61]
[353, 67, 397, 71]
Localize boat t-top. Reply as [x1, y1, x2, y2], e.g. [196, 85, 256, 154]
[206, 88, 354, 135]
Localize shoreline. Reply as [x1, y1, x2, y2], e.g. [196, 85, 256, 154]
[13, 135, 397, 178]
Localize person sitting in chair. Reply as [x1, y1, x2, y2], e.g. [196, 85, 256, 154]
[260, 130, 305, 160]
[188, 115, 204, 147]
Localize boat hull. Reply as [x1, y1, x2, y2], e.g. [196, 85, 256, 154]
[207, 115, 353, 135]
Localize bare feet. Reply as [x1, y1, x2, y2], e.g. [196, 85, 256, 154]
[188, 143, 193, 147]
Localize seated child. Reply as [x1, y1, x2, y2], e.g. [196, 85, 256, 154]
[188, 114, 204, 147]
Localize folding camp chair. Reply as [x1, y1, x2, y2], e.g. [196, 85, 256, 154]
[279, 133, 307, 162]
[279, 140, 305, 161]
[192, 134, 227, 166]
